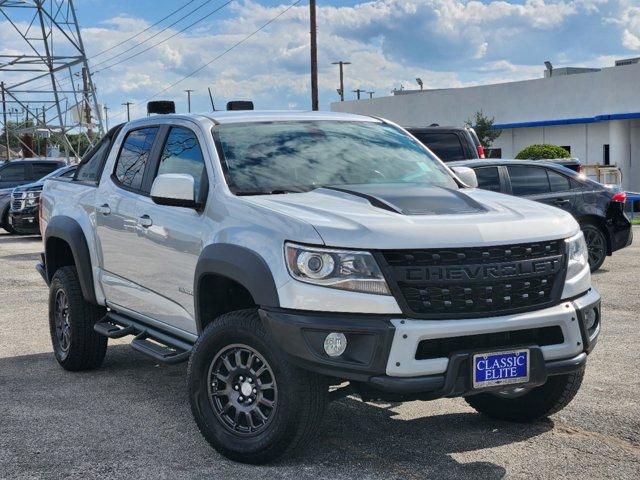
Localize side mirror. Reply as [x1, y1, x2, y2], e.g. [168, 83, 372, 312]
[150, 173, 200, 209]
[451, 166, 478, 188]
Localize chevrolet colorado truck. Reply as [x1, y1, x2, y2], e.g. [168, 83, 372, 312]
[39, 111, 600, 464]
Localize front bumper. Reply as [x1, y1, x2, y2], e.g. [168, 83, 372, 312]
[260, 288, 600, 399]
[9, 209, 39, 235]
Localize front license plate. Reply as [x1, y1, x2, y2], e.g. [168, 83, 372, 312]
[472, 349, 529, 389]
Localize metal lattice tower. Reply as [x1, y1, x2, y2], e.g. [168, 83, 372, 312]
[0, 0, 103, 162]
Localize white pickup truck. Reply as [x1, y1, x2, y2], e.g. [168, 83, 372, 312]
[39, 110, 600, 464]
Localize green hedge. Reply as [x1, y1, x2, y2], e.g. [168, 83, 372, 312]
[515, 144, 571, 160]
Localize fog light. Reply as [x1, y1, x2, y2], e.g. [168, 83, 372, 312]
[585, 307, 598, 333]
[323, 332, 347, 357]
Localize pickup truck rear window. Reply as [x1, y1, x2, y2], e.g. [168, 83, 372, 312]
[114, 127, 159, 191]
[215, 121, 458, 195]
[411, 132, 466, 162]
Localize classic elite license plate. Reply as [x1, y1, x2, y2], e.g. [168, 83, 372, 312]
[472, 349, 530, 389]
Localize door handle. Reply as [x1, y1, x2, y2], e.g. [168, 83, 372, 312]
[97, 204, 111, 215]
[138, 215, 153, 228]
[553, 198, 570, 206]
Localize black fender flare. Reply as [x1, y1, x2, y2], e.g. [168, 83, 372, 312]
[194, 244, 280, 332]
[44, 216, 97, 304]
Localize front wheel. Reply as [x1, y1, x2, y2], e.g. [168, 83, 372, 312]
[187, 309, 327, 464]
[465, 368, 585, 422]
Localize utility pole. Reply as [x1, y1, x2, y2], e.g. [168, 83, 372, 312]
[367, 91, 375, 99]
[103, 105, 110, 130]
[184, 89, 194, 113]
[122, 102, 133, 122]
[331, 61, 351, 101]
[81, 66, 93, 137]
[309, 0, 319, 111]
[352, 89, 365, 100]
[207, 87, 216, 111]
[1, 82, 10, 160]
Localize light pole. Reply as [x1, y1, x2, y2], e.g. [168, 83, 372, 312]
[184, 89, 194, 113]
[367, 91, 375, 99]
[103, 105, 109, 130]
[332, 61, 351, 101]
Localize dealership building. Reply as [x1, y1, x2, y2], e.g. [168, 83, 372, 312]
[331, 59, 640, 191]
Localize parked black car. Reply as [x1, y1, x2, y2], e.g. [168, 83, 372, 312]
[406, 125, 485, 162]
[0, 158, 67, 233]
[9, 165, 77, 235]
[450, 159, 633, 271]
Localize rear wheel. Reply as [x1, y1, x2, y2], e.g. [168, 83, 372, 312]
[581, 223, 607, 271]
[188, 309, 327, 464]
[48, 266, 107, 371]
[465, 368, 585, 422]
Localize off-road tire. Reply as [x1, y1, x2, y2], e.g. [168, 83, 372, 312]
[188, 309, 328, 464]
[465, 367, 585, 422]
[48, 266, 107, 371]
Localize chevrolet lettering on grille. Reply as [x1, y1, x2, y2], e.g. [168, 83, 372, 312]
[393, 256, 563, 284]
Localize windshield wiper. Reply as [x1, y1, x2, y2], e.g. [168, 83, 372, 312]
[236, 188, 308, 196]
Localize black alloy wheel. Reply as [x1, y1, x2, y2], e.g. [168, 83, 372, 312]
[208, 344, 278, 436]
[582, 224, 607, 271]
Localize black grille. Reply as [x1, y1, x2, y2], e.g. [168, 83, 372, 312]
[379, 240, 566, 319]
[11, 192, 23, 212]
[415, 326, 564, 360]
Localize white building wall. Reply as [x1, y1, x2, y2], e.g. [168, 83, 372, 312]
[331, 62, 640, 190]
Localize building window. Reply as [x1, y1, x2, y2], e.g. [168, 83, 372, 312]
[603, 144, 610, 165]
[561, 146, 571, 155]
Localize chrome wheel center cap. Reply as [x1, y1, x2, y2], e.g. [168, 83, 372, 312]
[240, 381, 253, 397]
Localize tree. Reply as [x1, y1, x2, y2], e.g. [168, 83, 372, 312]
[515, 144, 571, 160]
[466, 110, 502, 148]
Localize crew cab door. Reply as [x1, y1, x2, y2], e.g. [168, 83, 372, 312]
[95, 126, 163, 311]
[128, 123, 210, 334]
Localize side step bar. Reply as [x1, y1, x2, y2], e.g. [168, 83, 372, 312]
[94, 312, 193, 365]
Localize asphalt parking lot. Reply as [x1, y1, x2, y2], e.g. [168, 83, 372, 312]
[1, 229, 639, 480]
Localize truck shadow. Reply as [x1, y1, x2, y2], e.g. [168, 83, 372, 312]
[0, 344, 551, 479]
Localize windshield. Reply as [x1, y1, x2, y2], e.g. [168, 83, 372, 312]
[214, 121, 458, 195]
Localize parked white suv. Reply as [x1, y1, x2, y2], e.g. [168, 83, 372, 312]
[39, 110, 600, 463]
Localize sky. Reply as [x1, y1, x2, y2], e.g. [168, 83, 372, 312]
[2, 0, 640, 123]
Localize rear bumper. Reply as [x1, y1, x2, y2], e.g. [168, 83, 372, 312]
[608, 212, 633, 252]
[260, 288, 600, 398]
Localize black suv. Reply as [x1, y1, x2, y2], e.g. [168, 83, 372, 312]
[406, 125, 484, 162]
[450, 159, 633, 271]
[9, 165, 76, 235]
[0, 159, 66, 233]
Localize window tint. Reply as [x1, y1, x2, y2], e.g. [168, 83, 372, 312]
[76, 138, 111, 184]
[474, 167, 501, 192]
[32, 163, 60, 179]
[507, 165, 550, 195]
[114, 127, 158, 191]
[0, 163, 26, 181]
[413, 133, 465, 161]
[547, 169, 571, 192]
[157, 127, 207, 200]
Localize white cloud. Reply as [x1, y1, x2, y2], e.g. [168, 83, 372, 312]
[1, 0, 638, 121]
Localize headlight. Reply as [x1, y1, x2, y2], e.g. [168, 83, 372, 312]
[25, 190, 42, 207]
[285, 243, 390, 295]
[565, 232, 589, 279]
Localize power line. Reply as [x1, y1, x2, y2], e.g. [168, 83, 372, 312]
[92, 1, 234, 75]
[91, 0, 199, 59]
[90, 0, 219, 70]
[146, 0, 303, 102]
